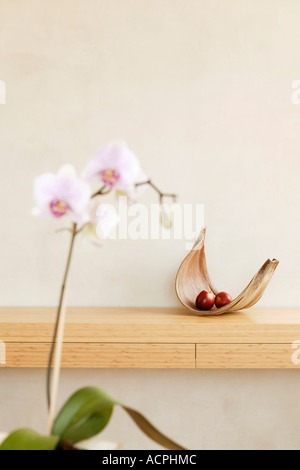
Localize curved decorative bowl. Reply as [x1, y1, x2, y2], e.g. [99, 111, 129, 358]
[175, 228, 279, 316]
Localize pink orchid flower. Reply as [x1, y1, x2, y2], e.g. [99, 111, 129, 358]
[116, 167, 149, 204]
[33, 165, 91, 223]
[83, 141, 142, 192]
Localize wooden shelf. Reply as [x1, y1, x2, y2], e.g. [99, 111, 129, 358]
[0, 307, 300, 369]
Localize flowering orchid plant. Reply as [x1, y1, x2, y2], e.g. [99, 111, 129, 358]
[0, 141, 182, 451]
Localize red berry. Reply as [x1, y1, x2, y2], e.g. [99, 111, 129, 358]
[215, 292, 232, 308]
[195, 290, 215, 310]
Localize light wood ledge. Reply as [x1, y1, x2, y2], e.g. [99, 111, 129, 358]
[0, 307, 300, 369]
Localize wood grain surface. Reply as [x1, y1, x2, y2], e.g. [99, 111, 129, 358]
[0, 307, 300, 368]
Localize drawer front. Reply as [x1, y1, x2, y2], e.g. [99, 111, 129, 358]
[196, 343, 299, 369]
[2, 343, 195, 369]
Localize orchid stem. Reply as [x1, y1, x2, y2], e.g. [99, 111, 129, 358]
[46, 179, 175, 433]
[135, 180, 177, 203]
[47, 222, 77, 434]
[92, 185, 112, 198]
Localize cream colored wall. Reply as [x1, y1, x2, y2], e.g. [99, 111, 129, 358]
[1, 368, 300, 450]
[0, 0, 300, 450]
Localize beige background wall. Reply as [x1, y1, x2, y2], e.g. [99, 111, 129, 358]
[1, 368, 300, 450]
[0, 0, 300, 449]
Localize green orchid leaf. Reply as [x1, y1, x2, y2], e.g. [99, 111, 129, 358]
[52, 386, 186, 450]
[0, 428, 59, 450]
[122, 406, 186, 450]
[52, 387, 115, 444]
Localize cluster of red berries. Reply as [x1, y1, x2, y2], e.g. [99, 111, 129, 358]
[195, 290, 232, 310]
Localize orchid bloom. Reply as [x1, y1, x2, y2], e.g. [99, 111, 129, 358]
[116, 170, 148, 205]
[33, 165, 91, 223]
[84, 198, 119, 245]
[83, 141, 142, 192]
